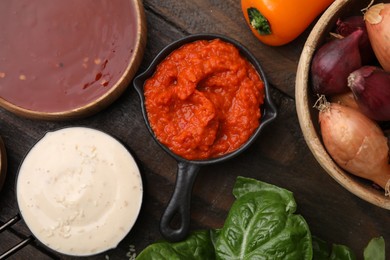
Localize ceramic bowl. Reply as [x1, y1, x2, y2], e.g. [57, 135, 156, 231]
[0, 0, 146, 120]
[296, 0, 390, 209]
[15, 127, 143, 256]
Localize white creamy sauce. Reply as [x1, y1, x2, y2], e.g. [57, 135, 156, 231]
[17, 127, 143, 256]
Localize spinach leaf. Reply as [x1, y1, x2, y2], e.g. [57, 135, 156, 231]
[136, 177, 385, 260]
[312, 236, 331, 260]
[312, 236, 357, 260]
[329, 244, 356, 260]
[233, 176, 297, 213]
[215, 177, 312, 260]
[364, 237, 385, 260]
[136, 230, 215, 260]
[312, 235, 387, 260]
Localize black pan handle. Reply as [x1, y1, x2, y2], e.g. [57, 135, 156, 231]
[159, 161, 200, 242]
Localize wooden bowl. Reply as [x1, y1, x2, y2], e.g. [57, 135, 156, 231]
[0, 0, 146, 120]
[296, 0, 390, 210]
[0, 136, 7, 192]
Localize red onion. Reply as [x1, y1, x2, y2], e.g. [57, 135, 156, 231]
[311, 29, 363, 96]
[336, 16, 365, 35]
[336, 16, 376, 65]
[348, 66, 390, 121]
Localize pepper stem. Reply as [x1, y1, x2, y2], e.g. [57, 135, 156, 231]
[247, 7, 271, 35]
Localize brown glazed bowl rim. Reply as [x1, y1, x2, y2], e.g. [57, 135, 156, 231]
[0, 0, 147, 121]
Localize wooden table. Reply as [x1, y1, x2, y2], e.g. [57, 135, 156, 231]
[1, 0, 389, 259]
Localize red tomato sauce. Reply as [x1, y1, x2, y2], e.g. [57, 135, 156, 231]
[144, 39, 265, 160]
[0, 0, 137, 112]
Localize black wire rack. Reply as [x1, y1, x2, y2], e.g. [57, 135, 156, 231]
[0, 214, 34, 259]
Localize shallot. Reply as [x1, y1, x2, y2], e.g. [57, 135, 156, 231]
[316, 96, 390, 194]
[336, 16, 375, 64]
[348, 66, 390, 121]
[364, 3, 390, 72]
[311, 29, 363, 95]
[330, 91, 359, 110]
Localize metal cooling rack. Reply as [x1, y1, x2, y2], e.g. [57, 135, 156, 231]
[0, 214, 34, 259]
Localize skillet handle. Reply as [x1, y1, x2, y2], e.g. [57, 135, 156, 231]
[159, 161, 200, 242]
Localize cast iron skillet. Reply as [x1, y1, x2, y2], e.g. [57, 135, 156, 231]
[133, 33, 277, 242]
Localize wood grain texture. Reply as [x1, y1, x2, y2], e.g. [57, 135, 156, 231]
[0, 137, 6, 192]
[0, 0, 389, 259]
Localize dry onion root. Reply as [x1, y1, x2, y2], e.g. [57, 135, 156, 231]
[315, 95, 390, 195]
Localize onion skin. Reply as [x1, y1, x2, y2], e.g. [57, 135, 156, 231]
[318, 100, 390, 190]
[330, 91, 359, 110]
[348, 66, 390, 121]
[336, 16, 376, 65]
[364, 3, 390, 72]
[336, 16, 365, 35]
[311, 29, 362, 96]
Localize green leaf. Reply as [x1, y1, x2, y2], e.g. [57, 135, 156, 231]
[312, 236, 331, 260]
[233, 177, 297, 214]
[329, 244, 356, 260]
[136, 176, 385, 260]
[364, 237, 385, 260]
[312, 236, 356, 260]
[215, 177, 312, 260]
[136, 230, 215, 260]
[210, 229, 221, 249]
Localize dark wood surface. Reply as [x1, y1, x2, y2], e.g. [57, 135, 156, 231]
[1, 0, 389, 259]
